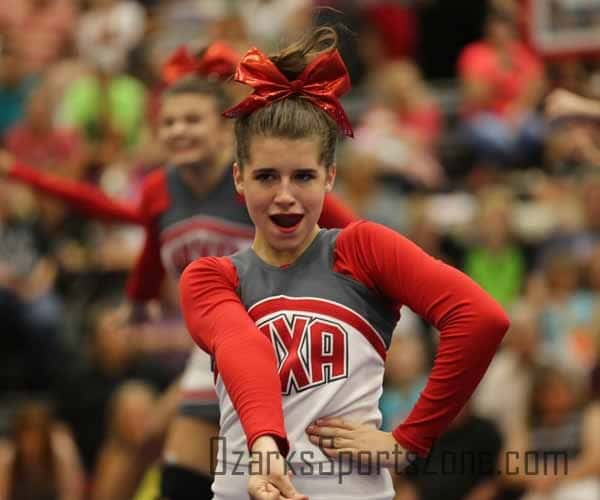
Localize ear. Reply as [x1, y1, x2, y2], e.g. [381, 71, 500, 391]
[324, 164, 336, 193]
[233, 162, 244, 195]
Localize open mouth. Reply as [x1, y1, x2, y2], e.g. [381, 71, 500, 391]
[270, 213, 304, 229]
[170, 139, 200, 152]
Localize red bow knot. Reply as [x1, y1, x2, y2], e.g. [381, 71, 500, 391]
[290, 79, 304, 92]
[222, 47, 354, 137]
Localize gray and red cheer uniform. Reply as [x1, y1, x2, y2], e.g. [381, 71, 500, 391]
[180, 221, 510, 499]
[8, 161, 356, 420]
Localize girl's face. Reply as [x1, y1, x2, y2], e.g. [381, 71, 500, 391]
[234, 136, 335, 265]
[158, 93, 225, 168]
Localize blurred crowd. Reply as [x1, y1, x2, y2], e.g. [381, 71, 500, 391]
[1, 0, 600, 499]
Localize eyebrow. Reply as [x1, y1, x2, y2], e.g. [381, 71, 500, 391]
[252, 167, 319, 174]
[253, 168, 277, 174]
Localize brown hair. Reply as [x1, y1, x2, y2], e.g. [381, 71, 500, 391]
[163, 76, 231, 114]
[234, 27, 341, 168]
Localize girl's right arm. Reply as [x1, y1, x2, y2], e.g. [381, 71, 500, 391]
[180, 258, 307, 499]
[179, 256, 289, 455]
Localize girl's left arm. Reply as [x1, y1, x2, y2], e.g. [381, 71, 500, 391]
[334, 221, 510, 457]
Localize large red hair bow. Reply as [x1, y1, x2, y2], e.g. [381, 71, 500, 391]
[161, 41, 240, 85]
[222, 47, 354, 137]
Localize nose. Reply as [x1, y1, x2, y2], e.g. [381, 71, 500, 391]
[169, 120, 187, 137]
[273, 178, 296, 208]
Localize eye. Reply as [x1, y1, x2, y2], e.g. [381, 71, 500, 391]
[161, 117, 175, 128]
[295, 171, 316, 182]
[255, 172, 276, 182]
[185, 113, 201, 124]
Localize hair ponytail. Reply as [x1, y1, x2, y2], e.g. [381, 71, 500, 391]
[270, 27, 338, 80]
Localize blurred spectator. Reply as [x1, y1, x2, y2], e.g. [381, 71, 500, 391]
[536, 251, 597, 376]
[371, 60, 442, 148]
[500, 365, 600, 500]
[207, 13, 252, 56]
[350, 60, 445, 190]
[546, 88, 600, 120]
[5, 83, 88, 179]
[545, 90, 600, 173]
[464, 186, 526, 307]
[550, 59, 589, 96]
[335, 150, 408, 233]
[90, 381, 157, 500]
[0, 46, 38, 140]
[0, 287, 60, 394]
[76, 0, 146, 76]
[379, 334, 427, 432]
[0, 400, 84, 500]
[0, 0, 78, 76]
[0, 181, 64, 363]
[537, 174, 600, 268]
[406, 197, 461, 267]
[546, 121, 600, 173]
[52, 1, 148, 169]
[401, 405, 503, 500]
[473, 302, 540, 436]
[356, 1, 418, 69]
[238, 0, 312, 50]
[53, 299, 169, 473]
[57, 66, 147, 166]
[458, 6, 546, 167]
[150, 0, 228, 52]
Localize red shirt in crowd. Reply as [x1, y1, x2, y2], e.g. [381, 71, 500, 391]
[458, 40, 543, 118]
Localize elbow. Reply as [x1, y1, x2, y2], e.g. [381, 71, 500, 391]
[482, 303, 511, 343]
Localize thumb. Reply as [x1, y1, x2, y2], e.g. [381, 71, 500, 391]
[269, 474, 307, 500]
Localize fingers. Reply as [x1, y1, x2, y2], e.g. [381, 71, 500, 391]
[249, 478, 307, 500]
[314, 417, 357, 430]
[268, 474, 308, 500]
[307, 432, 352, 451]
[248, 478, 280, 500]
[306, 424, 345, 438]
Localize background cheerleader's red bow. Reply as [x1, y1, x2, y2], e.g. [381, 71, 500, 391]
[222, 47, 354, 137]
[161, 41, 240, 85]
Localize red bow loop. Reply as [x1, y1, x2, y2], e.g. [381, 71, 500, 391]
[197, 41, 240, 80]
[161, 46, 201, 86]
[161, 41, 240, 86]
[223, 47, 353, 137]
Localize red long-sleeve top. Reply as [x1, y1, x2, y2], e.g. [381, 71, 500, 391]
[179, 221, 510, 457]
[8, 161, 356, 302]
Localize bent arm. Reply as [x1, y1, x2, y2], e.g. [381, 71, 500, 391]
[335, 221, 510, 457]
[179, 257, 289, 455]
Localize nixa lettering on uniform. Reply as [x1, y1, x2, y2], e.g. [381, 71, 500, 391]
[258, 312, 349, 394]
